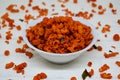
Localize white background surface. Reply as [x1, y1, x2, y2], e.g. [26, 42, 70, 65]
[0, 0, 120, 80]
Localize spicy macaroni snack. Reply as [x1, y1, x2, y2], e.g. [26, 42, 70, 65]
[26, 16, 93, 54]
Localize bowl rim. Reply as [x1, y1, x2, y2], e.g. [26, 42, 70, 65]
[23, 16, 98, 56]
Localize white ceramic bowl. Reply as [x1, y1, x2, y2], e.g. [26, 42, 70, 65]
[23, 16, 97, 64]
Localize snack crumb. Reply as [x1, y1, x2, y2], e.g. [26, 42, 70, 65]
[89, 69, 94, 76]
[16, 25, 21, 31]
[4, 50, 10, 56]
[97, 45, 102, 51]
[87, 61, 92, 67]
[113, 34, 120, 41]
[117, 19, 120, 25]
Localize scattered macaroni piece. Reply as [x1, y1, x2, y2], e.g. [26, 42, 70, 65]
[25, 51, 33, 59]
[117, 19, 120, 25]
[6, 4, 19, 13]
[87, 0, 96, 3]
[73, 0, 78, 4]
[75, 11, 93, 20]
[5, 40, 9, 44]
[13, 62, 27, 75]
[20, 5, 25, 10]
[58, 0, 69, 3]
[41, 2, 46, 6]
[111, 46, 116, 49]
[91, 2, 97, 7]
[99, 64, 110, 72]
[101, 24, 111, 33]
[98, 9, 106, 15]
[28, 0, 33, 6]
[33, 72, 47, 80]
[17, 36, 23, 44]
[89, 69, 94, 76]
[6, 31, 12, 40]
[117, 74, 120, 79]
[5, 62, 14, 69]
[1, 13, 15, 28]
[98, 5, 102, 10]
[104, 52, 119, 58]
[15, 47, 33, 59]
[115, 61, 120, 67]
[87, 61, 92, 67]
[100, 73, 112, 79]
[109, 2, 113, 8]
[111, 9, 117, 14]
[70, 76, 77, 80]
